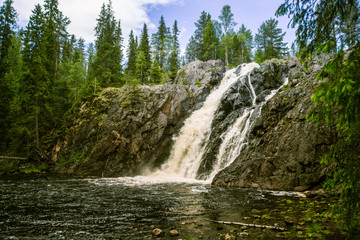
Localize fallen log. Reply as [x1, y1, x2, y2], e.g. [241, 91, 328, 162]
[213, 220, 286, 231]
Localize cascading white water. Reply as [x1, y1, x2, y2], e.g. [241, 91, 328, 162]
[150, 62, 287, 182]
[153, 63, 259, 180]
[207, 76, 289, 181]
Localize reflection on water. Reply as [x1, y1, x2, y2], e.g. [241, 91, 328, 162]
[0, 175, 300, 239]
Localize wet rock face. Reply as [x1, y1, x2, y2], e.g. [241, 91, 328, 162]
[51, 60, 225, 177]
[197, 62, 287, 179]
[212, 56, 336, 191]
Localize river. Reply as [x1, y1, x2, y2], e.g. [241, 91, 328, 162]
[0, 175, 308, 240]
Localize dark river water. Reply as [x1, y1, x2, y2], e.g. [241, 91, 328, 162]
[0, 175, 305, 239]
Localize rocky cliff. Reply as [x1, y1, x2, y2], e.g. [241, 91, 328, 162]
[51, 56, 336, 191]
[51, 60, 225, 176]
[212, 56, 336, 191]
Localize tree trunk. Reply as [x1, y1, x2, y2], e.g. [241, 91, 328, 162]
[225, 45, 229, 66]
[35, 98, 39, 149]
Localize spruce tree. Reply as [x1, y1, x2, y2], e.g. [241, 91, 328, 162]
[137, 23, 151, 81]
[0, 0, 17, 152]
[126, 30, 137, 77]
[185, 35, 197, 63]
[0, 0, 18, 78]
[13, 4, 48, 151]
[254, 18, 288, 63]
[193, 11, 211, 60]
[94, 0, 123, 88]
[152, 15, 170, 69]
[150, 60, 162, 84]
[136, 50, 147, 83]
[169, 20, 180, 80]
[203, 20, 220, 61]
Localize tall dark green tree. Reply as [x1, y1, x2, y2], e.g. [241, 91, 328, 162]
[93, 0, 123, 87]
[254, 18, 288, 63]
[203, 20, 220, 61]
[137, 23, 151, 82]
[219, 5, 237, 65]
[0, 0, 17, 152]
[185, 35, 197, 63]
[150, 60, 162, 83]
[12, 4, 48, 151]
[277, 0, 360, 236]
[187, 11, 211, 61]
[126, 30, 137, 77]
[152, 15, 170, 69]
[0, 0, 17, 78]
[81, 42, 99, 100]
[169, 20, 180, 80]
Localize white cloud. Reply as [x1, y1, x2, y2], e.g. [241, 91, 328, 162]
[12, 0, 182, 44]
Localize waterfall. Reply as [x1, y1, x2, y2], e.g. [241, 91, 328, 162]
[151, 62, 286, 182]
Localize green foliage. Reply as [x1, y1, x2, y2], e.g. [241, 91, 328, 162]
[255, 18, 288, 63]
[185, 11, 211, 62]
[0, 159, 17, 173]
[152, 15, 170, 69]
[0, 0, 18, 153]
[120, 83, 144, 108]
[203, 19, 220, 61]
[93, 0, 123, 88]
[126, 30, 137, 76]
[22, 162, 48, 174]
[321, 124, 360, 236]
[195, 81, 202, 87]
[58, 152, 88, 165]
[169, 20, 180, 80]
[307, 47, 360, 130]
[219, 5, 237, 65]
[277, 1, 360, 238]
[276, 0, 360, 59]
[137, 23, 151, 81]
[232, 24, 253, 65]
[150, 60, 163, 84]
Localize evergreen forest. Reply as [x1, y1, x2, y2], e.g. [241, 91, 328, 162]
[0, 0, 291, 155]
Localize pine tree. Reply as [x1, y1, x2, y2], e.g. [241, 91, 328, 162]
[150, 60, 163, 84]
[203, 20, 220, 61]
[126, 30, 137, 76]
[185, 35, 197, 63]
[0, 0, 18, 78]
[93, 0, 123, 88]
[254, 18, 288, 63]
[219, 5, 237, 65]
[0, 0, 18, 152]
[193, 11, 211, 60]
[169, 20, 180, 80]
[12, 4, 48, 151]
[136, 50, 147, 83]
[137, 23, 151, 81]
[152, 15, 170, 69]
[81, 43, 99, 100]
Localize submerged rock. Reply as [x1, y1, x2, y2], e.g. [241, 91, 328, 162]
[152, 228, 164, 236]
[169, 229, 179, 236]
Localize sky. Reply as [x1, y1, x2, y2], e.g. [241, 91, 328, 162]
[8, 0, 296, 54]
